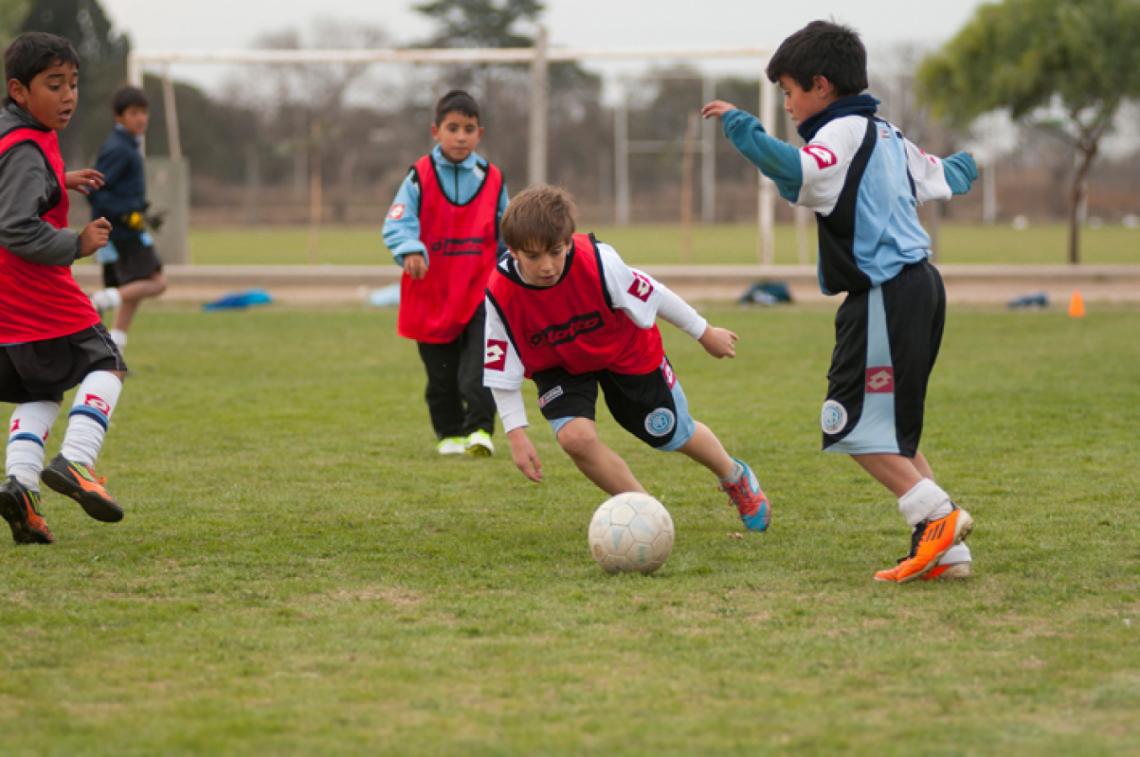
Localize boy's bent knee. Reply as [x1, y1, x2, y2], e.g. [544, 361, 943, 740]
[555, 418, 598, 457]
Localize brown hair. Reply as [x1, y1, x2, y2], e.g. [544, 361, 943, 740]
[501, 185, 577, 253]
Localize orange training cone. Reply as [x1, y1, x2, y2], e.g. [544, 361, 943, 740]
[1068, 290, 1086, 318]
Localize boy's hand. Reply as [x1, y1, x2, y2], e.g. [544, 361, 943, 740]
[698, 325, 738, 358]
[507, 428, 543, 483]
[701, 100, 738, 121]
[65, 169, 105, 195]
[78, 218, 112, 257]
[403, 253, 427, 279]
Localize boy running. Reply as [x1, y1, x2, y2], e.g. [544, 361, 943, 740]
[86, 85, 167, 351]
[483, 185, 770, 532]
[703, 20, 978, 580]
[0, 32, 127, 544]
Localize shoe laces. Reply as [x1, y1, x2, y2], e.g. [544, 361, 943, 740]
[895, 522, 927, 564]
[78, 463, 107, 486]
[720, 477, 762, 515]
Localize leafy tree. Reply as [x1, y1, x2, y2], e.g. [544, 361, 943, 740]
[917, 0, 1140, 263]
[414, 0, 543, 48]
[19, 0, 128, 164]
[413, 0, 603, 192]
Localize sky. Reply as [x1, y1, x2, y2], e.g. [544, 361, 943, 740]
[98, 0, 991, 89]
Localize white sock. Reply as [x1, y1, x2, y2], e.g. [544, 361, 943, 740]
[90, 288, 122, 311]
[110, 329, 128, 349]
[939, 543, 971, 565]
[6, 401, 60, 489]
[898, 478, 954, 526]
[60, 371, 123, 466]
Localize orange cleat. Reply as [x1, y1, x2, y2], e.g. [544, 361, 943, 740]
[41, 455, 123, 523]
[875, 511, 974, 583]
[0, 476, 54, 544]
[893, 507, 973, 583]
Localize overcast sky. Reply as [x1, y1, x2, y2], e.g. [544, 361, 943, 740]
[99, 0, 989, 88]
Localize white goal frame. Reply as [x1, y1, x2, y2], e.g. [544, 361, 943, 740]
[129, 36, 783, 262]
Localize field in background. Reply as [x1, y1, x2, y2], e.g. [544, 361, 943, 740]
[183, 222, 1140, 267]
[0, 304, 1136, 753]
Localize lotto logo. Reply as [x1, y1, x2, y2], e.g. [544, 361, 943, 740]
[661, 360, 676, 388]
[538, 385, 564, 408]
[484, 339, 507, 370]
[84, 394, 112, 415]
[865, 367, 894, 393]
[627, 272, 654, 302]
[803, 144, 838, 170]
[387, 203, 406, 220]
[9, 419, 18, 432]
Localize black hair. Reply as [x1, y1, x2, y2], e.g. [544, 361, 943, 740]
[434, 89, 480, 125]
[111, 85, 148, 115]
[765, 20, 867, 97]
[4, 32, 79, 93]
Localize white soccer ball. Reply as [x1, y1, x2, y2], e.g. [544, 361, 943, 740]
[588, 492, 675, 574]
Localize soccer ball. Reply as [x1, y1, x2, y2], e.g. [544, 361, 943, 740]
[588, 492, 675, 574]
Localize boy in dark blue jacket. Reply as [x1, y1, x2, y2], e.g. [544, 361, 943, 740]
[86, 86, 166, 352]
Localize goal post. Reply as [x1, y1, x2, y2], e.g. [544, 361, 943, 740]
[128, 40, 782, 262]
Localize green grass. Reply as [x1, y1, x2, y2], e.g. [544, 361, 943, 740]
[181, 222, 1140, 266]
[2, 304, 1138, 754]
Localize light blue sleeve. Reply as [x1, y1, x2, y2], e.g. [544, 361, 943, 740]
[721, 109, 803, 203]
[381, 171, 426, 265]
[942, 152, 978, 196]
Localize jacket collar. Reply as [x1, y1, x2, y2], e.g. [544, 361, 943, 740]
[797, 93, 880, 142]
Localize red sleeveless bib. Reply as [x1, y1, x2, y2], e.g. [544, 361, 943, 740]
[397, 154, 503, 343]
[0, 127, 99, 343]
[486, 233, 663, 377]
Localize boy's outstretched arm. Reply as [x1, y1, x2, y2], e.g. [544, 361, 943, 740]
[702, 100, 803, 203]
[902, 137, 979, 202]
[595, 242, 738, 357]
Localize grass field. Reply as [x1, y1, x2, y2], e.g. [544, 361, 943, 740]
[1, 304, 1138, 754]
[183, 222, 1140, 267]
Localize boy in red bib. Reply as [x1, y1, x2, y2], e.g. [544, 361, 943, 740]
[483, 185, 770, 532]
[382, 90, 508, 457]
[0, 33, 129, 545]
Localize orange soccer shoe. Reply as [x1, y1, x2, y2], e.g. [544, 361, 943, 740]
[41, 455, 123, 523]
[874, 510, 975, 583]
[887, 506, 973, 584]
[0, 475, 54, 544]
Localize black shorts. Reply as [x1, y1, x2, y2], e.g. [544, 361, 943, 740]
[821, 260, 945, 457]
[107, 234, 162, 286]
[0, 324, 127, 403]
[532, 357, 696, 450]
